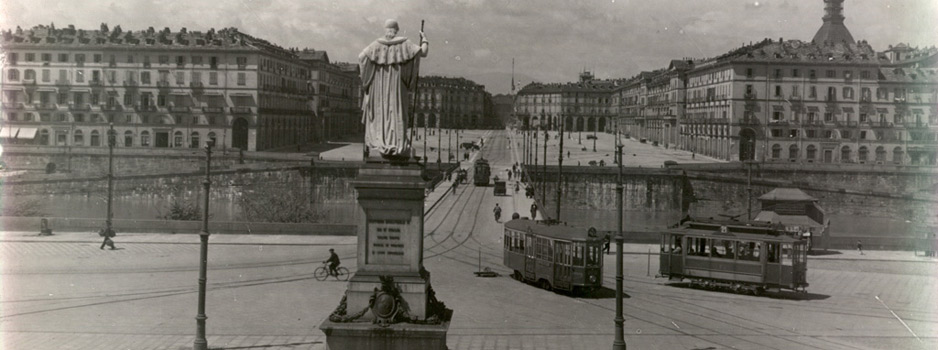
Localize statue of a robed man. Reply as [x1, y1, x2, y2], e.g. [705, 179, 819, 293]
[359, 19, 429, 159]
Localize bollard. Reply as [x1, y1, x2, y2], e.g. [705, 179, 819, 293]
[647, 248, 651, 277]
[39, 218, 53, 236]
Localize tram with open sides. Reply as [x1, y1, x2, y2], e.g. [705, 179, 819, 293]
[658, 220, 809, 295]
[503, 219, 603, 294]
[473, 158, 490, 186]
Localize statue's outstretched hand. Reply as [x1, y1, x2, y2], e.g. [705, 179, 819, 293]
[420, 31, 428, 43]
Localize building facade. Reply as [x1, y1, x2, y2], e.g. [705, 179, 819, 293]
[618, 1, 938, 165]
[415, 76, 494, 129]
[515, 71, 616, 133]
[298, 49, 360, 142]
[0, 24, 318, 152]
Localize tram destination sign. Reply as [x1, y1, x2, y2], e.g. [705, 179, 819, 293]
[367, 218, 410, 265]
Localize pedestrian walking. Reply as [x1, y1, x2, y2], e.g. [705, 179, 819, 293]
[508, 169, 513, 180]
[856, 240, 863, 255]
[603, 233, 611, 254]
[99, 228, 116, 250]
[530, 202, 538, 221]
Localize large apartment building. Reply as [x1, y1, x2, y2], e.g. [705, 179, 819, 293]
[415, 76, 495, 129]
[616, 1, 937, 165]
[515, 71, 616, 133]
[0, 24, 365, 152]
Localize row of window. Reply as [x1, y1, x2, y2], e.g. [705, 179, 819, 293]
[503, 230, 601, 267]
[746, 67, 873, 80]
[4, 90, 251, 110]
[6, 68, 247, 86]
[748, 84, 932, 101]
[4, 112, 234, 126]
[664, 235, 794, 264]
[6, 52, 240, 69]
[34, 128, 219, 148]
[770, 144, 908, 162]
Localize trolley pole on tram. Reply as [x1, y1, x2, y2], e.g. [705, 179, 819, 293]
[193, 140, 213, 350]
[613, 142, 626, 350]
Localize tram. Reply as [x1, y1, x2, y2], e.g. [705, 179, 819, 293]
[503, 219, 603, 294]
[473, 158, 491, 186]
[658, 220, 809, 295]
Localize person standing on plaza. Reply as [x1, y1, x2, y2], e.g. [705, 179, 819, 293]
[603, 232, 611, 254]
[359, 19, 429, 159]
[530, 202, 537, 221]
[856, 240, 864, 255]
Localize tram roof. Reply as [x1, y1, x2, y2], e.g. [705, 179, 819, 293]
[504, 219, 599, 242]
[665, 227, 802, 243]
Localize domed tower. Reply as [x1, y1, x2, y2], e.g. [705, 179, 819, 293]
[812, 0, 855, 44]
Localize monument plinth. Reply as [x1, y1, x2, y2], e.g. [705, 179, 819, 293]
[320, 160, 451, 350]
[348, 162, 429, 320]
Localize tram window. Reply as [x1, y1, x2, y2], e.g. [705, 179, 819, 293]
[711, 239, 727, 258]
[737, 241, 760, 261]
[573, 243, 584, 266]
[767, 243, 779, 263]
[586, 245, 600, 266]
[525, 236, 534, 257]
[781, 244, 793, 266]
[670, 235, 683, 254]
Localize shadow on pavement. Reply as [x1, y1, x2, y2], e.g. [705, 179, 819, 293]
[666, 282, 830, 301]
[579, 286, 631, 300]
[809, 250, 843, 256]
[214, 341, 323, 349]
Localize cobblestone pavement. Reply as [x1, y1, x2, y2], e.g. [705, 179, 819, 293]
[2, 131, 936, 350]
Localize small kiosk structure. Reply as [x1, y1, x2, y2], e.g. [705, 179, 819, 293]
[752, 188, 828, 252]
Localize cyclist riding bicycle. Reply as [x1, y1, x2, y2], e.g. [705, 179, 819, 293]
[324, 248, 340, 276]
[494, 203, 502, 221]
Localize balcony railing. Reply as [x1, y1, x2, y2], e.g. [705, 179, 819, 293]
[157, 81, 170, 87]
[202, 106, 224, 113]
[55, 79, 70, 86]
[37, 103, 57, 110]
[190, 82, 204, 88]
[134, 105, 156, 112]
[744, 93, 757, 99]
[123, 80, 138, 87]
[169, 106, 191, 113]
[231, 106, 252, 114]
[102, 104, 123, 112]
[68, 103, 91, 111]
[737, 118, 760, 126]
[89, 80, 104, 87]
[22, 78, 36, 85]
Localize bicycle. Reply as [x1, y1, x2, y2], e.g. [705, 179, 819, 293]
[314, 262, 350, 281]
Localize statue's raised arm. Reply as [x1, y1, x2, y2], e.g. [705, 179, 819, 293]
[359, 19, 428, 160]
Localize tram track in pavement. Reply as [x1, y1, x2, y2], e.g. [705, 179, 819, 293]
[592, 272, 925, 349]
[425, 185, 487, 260]
[423, 184, 481, 252]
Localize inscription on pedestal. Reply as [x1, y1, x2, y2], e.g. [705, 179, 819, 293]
[368, 218, 410, 265]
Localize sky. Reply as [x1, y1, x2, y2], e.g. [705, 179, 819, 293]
[1, 0, 935, 95]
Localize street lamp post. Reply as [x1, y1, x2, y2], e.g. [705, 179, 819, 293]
[556, 116, 564, 221]
[105, 123, 115, 239]
[193, 140, 213, 350]
[613, 141, 626, 350]
[437, 116, 442, 165]
[542, 124, 547, 215]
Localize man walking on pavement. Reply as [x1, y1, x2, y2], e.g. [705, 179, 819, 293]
[856, 240, 864, 255]
[530, 202, 537, 221]
[99, 228, 116, 250]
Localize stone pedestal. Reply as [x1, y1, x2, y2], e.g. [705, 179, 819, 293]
[320, 160, 451, 349]
[320, 317, 450, 350]
[347, 162, 428, 320]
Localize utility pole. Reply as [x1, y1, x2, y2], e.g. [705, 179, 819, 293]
[105, 123, 115, 240]
[613, 141, 626, 350]
[437, 116, 442, 165]
[423, 118, 428, 166]
[747, 160, 753, 221]
[556, 116, 564, 221]
[533, 124, 538, 201]
[542, 124, 547, 216]
[193, 140, 214, 350]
